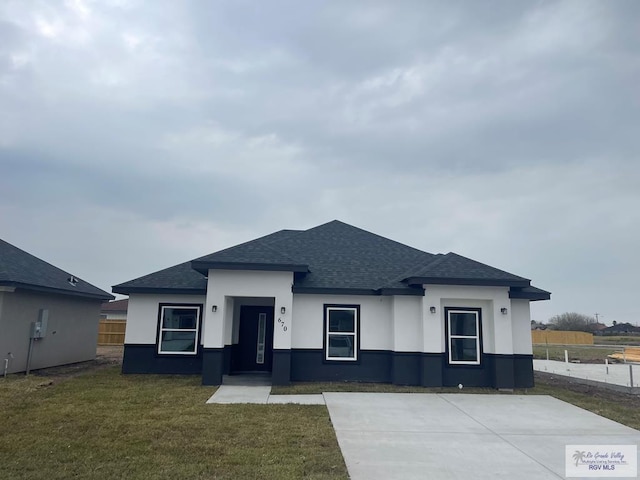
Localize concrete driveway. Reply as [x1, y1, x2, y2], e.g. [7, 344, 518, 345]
[324, 393, 640, 480]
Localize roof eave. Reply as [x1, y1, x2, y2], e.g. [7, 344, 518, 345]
[1, 281, 114, 301]
[191, 260, 309, 275]
[377, 287, 425, 296]
[292, 287, 379, 296]
[111, 286, 207, 296]
[509, 289, 552, 301]
[406, 277, 531, 288]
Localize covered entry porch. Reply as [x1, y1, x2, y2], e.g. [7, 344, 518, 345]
[201, 269, 294, 386]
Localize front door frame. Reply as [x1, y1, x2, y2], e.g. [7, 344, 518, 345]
[231, 304, 275, 373]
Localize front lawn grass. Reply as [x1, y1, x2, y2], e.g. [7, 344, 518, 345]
[0, 367, 347, 480]
[271, 382, 511, 395]
[533, 374, 640, 431]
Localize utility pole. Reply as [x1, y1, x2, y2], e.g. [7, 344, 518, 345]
[594, 313, 601, 323]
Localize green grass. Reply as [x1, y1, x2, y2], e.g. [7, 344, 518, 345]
[0, 367, 347, 480]
[271, 382, 520, 395]
[532, 345, 619, 363]
[533, 376, 640, 430]
[595, 336, 640, 346]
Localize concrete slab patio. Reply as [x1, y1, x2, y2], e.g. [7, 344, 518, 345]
[206, 385, 325, 405]
[324, 392, 640, 480]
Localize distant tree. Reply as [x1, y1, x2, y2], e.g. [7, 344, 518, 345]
[548, 312, 597, 332]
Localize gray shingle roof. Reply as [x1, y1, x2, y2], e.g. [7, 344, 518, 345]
[192, 229, 307, 274]
[112, 220, 550, 299]
[0, 238, 114, 300]
[112, 261, 207, 294]
[404, 252, 531, 287]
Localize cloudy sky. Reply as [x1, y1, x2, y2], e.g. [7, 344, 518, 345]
[1, 0, 639, 324]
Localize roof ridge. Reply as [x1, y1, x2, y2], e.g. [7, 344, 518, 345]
[191, 229, 303, 262]
[299, 220, 433, 256]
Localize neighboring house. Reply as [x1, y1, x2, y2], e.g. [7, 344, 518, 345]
[530, 320, 547, 330]
[98, 299, 129, 345]
[100, 298, 129, 320]
[113, 220, 550, 388]
[601, 322, 640, 336]
[0, 239, 114, 374]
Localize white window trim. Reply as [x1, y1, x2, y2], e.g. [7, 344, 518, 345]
[447, 309, 480, 365]
[158, 305, 201, 355]
[325, 306, 358, 362]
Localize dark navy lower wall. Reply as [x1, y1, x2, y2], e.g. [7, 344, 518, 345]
[291, 349, 533, 388]
[202, 348, 224, 385]
[272, 350, 291, 386]
[291, 349, 392, 383]
[123, 344, 534, 389]
[122, 344, 202, 375]
[512, 354, 534, 388]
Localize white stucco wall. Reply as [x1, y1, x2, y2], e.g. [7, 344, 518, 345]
[392, 296, 423, 352]
[204, 270, 293, 349]
[511, 299, 533, 354]
[125, 294, 206, 344]
[125, 279, 532, 357]
[292, 294, 393, 350]
[423, 285, 514, 355]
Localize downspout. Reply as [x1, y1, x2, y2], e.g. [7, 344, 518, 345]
[26, 338, 34, 375]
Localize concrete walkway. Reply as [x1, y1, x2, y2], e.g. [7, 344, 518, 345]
[206, 385, 325, 405]
[534, 359, 640, 394]
[324, 392, 640, 480]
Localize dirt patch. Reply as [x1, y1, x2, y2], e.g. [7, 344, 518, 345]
[535, 371, 640, 408]
[30, 346, 123, 382]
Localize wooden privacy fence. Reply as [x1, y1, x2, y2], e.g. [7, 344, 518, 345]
[98, 320, 126, 345]
[532, 330, 593, 345]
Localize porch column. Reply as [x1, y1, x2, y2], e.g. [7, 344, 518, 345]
[492, 296, 515, 389]
[421, 290, 444, 387]
[201, 274, 227, 385]
[272, 293, 293, 385]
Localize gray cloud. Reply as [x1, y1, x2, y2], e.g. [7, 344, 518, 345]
[1, 0, 639, 324]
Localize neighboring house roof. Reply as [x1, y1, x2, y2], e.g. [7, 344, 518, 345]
[112, 220, 551, 300]
[0, 238, 114, 301]
[602, 323, 640, 334]
[101, 298, 129, 313]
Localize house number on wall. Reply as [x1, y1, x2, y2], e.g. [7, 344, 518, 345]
[277, 317, 287, 332]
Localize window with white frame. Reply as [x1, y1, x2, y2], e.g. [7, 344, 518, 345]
[447, 309, 481, 365]
[325, 306, 358, 361]
[157, 305, 201, 355]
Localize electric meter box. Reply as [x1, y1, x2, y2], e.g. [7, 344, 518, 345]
[30, 309, 49, 339]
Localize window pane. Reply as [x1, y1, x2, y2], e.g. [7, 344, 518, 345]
[256, 313, 266, 364]
[449, 312, 477, 336]
[329, 309, 355, 332]
[450, 338, 478, 362]
[163, 308, 197, 329]
[161, 331, 196, 352]
[328, 334, 354, 358]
